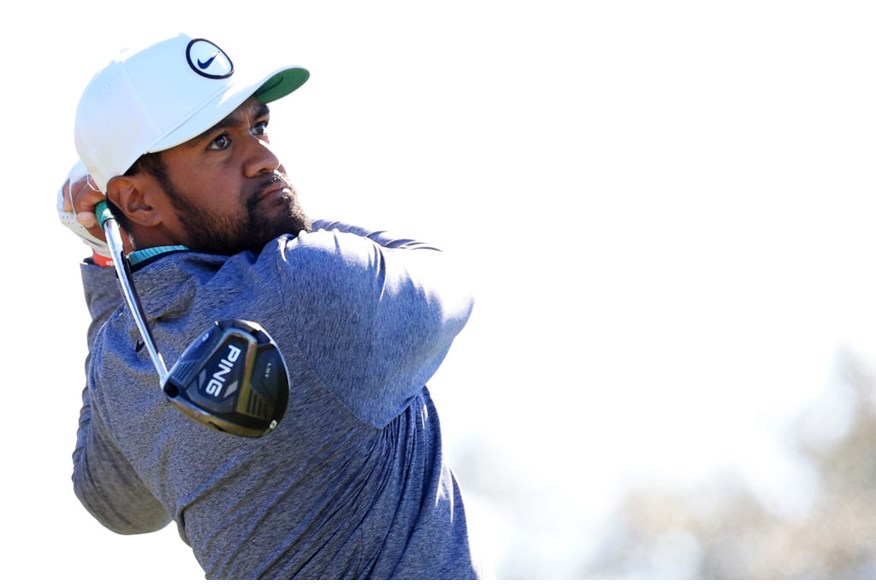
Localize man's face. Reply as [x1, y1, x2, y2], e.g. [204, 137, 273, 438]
[149, 96, 311, 254]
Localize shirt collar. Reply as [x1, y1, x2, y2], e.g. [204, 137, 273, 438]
[128, 245, 189, 267]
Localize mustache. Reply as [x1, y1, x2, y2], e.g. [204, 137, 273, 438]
[248, 173, 292, 206]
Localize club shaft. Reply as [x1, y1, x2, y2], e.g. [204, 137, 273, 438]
[100, 208, 170, 384]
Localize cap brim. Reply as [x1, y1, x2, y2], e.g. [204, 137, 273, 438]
[256, 67, 309, 104]
[149, 65, 309, 155]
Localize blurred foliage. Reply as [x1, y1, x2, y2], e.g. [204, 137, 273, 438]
[582, 348, 876, 578]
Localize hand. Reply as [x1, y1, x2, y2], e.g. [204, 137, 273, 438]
[57, 161, 112, 257]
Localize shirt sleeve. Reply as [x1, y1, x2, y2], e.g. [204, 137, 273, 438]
[71, 261, 172, 534]
[279, 224, 475, 428]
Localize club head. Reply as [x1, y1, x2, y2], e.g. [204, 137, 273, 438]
[162, 319, 290, 438]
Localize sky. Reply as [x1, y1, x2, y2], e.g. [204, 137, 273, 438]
[4, 0, 876, 579]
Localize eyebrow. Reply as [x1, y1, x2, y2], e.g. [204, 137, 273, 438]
[194, 101, 271, 142]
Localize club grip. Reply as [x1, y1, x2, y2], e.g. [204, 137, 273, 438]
[95, 200, 114, 229]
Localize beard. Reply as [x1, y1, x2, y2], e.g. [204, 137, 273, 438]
[167, 173, 312, 255]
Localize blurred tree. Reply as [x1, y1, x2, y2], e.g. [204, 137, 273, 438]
[582, 348, 876, 578]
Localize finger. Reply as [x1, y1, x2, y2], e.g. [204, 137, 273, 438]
[72, 185, 105, 214]
[76, 211, 97, 229]
[62, 178, 75, 213]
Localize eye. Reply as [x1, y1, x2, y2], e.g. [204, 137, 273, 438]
[207, 133, 231, 151]
[252, 120, 269, 137]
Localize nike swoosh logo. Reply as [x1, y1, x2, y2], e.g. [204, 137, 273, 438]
[197, 53, 218, 69]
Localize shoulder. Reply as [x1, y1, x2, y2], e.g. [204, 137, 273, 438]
[269, 229, 385, 282]
[281, 228, 378, 258]
[250, 231, 387, 321]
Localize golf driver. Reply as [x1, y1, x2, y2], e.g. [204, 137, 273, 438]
[95, 200, 289, 438]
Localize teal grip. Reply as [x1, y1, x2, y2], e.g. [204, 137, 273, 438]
[95, 200, 114, 229]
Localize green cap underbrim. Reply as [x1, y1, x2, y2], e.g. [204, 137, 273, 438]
[256, 68, 310, 104]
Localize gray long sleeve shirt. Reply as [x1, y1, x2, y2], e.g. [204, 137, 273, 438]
[73, 221, 480, 579]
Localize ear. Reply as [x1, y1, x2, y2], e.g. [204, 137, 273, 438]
[105, 175, 162, 227]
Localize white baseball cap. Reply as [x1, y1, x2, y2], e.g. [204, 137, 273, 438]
[74, 33, 309, 192]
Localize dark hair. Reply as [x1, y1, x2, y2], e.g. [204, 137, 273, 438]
[125, 151, 170, 185]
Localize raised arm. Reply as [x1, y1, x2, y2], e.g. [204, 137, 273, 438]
[60, 162, 171, 534]
[279, 225, 474, 428]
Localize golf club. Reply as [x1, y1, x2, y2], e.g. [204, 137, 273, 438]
[95, 200, 289, 438]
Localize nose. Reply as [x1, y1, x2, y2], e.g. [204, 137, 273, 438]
[243, 136, 281, 177]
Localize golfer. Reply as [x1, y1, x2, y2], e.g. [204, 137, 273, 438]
[58, 31, 482, 579]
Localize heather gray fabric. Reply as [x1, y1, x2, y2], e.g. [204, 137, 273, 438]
[72, 220, 480, 579]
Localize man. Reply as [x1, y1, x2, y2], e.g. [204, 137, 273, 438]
[58, 32, 481, 579]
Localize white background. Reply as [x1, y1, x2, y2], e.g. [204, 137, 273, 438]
[4, 1, 876, 579]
